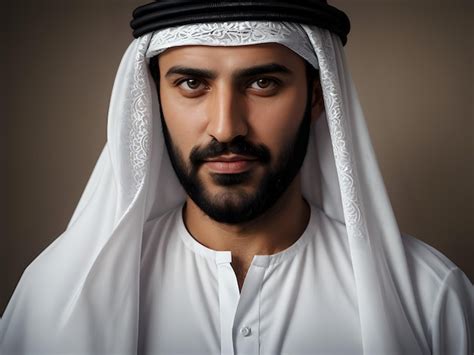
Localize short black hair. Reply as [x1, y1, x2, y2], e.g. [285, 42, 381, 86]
[149, 55, 160, 85]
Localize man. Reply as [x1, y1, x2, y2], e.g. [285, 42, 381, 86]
[1, 1, 472, 354]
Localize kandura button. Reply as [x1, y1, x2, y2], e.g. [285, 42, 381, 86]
[240, 326, 251, 337]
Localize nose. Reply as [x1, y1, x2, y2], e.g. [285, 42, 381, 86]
[206, 85, 248, 143]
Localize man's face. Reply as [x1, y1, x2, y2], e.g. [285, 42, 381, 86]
[158, 44, 322, 224]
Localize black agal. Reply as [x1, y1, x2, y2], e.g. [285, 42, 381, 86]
[131, 1, 350, 45]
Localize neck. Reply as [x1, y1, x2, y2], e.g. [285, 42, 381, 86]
[183, 175, 310, 260]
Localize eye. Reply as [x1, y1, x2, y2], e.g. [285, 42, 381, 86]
[177, 78, 206, 91]
[249, 78, 279, 90]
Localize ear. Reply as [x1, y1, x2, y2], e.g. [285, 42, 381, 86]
[311, 78, 324, 123]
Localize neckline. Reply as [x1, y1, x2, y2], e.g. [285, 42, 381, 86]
[176, 203, 318, 268]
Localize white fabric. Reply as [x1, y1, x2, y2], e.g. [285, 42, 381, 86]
[1, 21, 472, 355]
[139, 203, 363, 355]
[139, 202, 471, 355]
[146, 21, 319, 69]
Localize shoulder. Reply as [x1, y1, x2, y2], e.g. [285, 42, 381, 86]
[401, 235, 473, 352]
[401, 234, 472, 307]
[401, 233, 473, 300]
[401, 235, 463, 281]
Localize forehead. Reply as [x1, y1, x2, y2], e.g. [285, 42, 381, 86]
[158, 43, 306, 71]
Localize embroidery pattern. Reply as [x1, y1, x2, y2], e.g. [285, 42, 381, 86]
[304, 26, 367, 239]
[130, 35, 152, 193]
[146, 21, 318, 68]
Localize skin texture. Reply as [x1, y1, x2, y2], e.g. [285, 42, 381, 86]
[158, 44, 324, 289]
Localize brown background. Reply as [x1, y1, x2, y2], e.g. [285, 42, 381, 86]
[2, 0, 473, 315]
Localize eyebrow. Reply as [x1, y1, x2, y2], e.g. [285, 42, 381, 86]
[164, 63, 292, 80]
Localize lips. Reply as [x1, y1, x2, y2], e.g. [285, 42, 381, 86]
[204, 155, 258, 174]
[205, 154, 257, 162]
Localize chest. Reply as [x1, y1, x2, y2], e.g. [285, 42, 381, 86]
[138, 245, 362, 355]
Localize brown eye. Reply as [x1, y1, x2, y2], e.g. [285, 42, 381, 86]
[249, 78, 279, 90]
[256, 79, 271, 88]
[185, 79, 200, 89]
[178, 78, 204, 91]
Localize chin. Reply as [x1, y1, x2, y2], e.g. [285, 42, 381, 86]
[192, 186, 263, 224]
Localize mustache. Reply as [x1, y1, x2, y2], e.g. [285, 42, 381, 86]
[190, 136, 271, 165]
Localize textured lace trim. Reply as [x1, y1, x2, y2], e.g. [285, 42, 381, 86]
[130, 35, 152, 193]
[146, 21, 318, 69]
[305, 27, 367, 239]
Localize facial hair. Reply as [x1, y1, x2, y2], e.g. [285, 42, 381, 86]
[160, 92, 312, 225]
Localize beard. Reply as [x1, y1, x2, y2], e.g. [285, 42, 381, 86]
[160, 96, 312, 225]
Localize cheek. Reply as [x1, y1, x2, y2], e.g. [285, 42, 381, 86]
[248, 87, 306, 152]
[160, 90, 208, 155]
